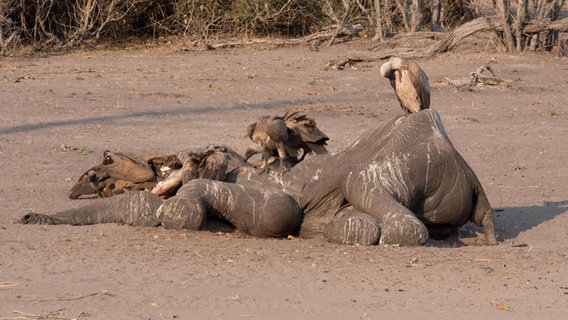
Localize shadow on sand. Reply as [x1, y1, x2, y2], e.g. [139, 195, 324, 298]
[0, 99, 314, 135]
[427, 201, 568, 248]
[493, 200, 568, 240]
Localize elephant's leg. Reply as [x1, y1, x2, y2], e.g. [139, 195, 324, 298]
[18, 191, 163, 227]
[376, 200, 429, 245]
[341, 180, 428, 245]
[173, 179, 302, 238]
[324, 206, 381, 246]
[157, 195, 207, 230]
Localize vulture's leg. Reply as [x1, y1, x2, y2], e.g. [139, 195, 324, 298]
[324, 206, 381, 246]
[275, 142, 289, 171]
[260, 149, 272, 175]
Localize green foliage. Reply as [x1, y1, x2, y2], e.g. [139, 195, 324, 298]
[546, 108, 558, 117]
[77, 146, 93, 155]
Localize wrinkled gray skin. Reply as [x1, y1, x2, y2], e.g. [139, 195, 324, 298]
[20, 110, 497, 246]
[233, 110, 496, 245]
[21, 181, 301, 239]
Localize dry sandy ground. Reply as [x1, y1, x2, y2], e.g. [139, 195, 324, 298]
[1, 39, 567, 319]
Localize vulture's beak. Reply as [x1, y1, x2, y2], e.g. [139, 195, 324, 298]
[244, 143, 265, 161]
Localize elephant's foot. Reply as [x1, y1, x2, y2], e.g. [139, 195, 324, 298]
[379, 212, 429, 246]
[324, 212, 381, 246]
[158, 197, 206, 230]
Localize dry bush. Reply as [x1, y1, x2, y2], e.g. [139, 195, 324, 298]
[0, 1, 20, 54]
[0, 0, 565, 54]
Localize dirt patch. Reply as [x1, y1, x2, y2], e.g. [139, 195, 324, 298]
[1, 40, 567, 319]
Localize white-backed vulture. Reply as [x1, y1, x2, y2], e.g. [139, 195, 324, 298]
[380, 57, 430, 113]
[244, 111, 329, 170]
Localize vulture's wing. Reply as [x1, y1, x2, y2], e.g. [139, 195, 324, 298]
[408, 60, 430, 109]
[180, 155, 200, 184]
[284, 111, 329, 154]
[264, 116, 289, 143]
[284, 112, 328, 142]
[199, 148, 229, 181]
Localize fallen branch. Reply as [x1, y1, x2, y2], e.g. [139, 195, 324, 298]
[329, 16, 568, 69]
[442, 57, 516, 91]
[468, 57, 498, 86]
[183, 24, 363, 51]
[3, 309, 66, 320]
[0, 282, 19, 288]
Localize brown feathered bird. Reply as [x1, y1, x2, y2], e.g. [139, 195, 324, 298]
[380, 57, 430, 113]
[244, 111, 329, 171]
[151, 145, 247, 198]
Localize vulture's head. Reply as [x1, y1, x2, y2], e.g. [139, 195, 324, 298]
[379, 57, 403, 79]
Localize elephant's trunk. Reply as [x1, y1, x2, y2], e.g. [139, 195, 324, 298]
[481, 209, 497, 245]
[18, 191, 163, 227]
[471, 184, 498, 245]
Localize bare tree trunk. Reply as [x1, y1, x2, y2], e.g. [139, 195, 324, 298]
[394, 0, 411, 32]
[354, 0, 374, 33]
[328, 2, 353, 46]
[373, 0, 384, 41]
[383, 0, 394, 35]
[410, 0, 422, 31]
[496, 0, 515, 53]
[513, 0, 527, 51]
[431, 0, 442, 32]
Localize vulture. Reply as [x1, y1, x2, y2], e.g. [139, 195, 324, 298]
[151, 145, 247, 198]
[244, 111, 329, 171]
[380, 56, 430, 114]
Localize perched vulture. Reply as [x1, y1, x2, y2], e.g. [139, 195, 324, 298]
[380, 57, 430, 113]
[244, 111, 329, 170]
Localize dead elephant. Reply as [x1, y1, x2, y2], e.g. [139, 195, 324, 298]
[20, 110, 497, 246]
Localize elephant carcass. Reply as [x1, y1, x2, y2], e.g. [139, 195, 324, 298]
[19, 110, 496, 246]
[234, 109, 497, 245]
